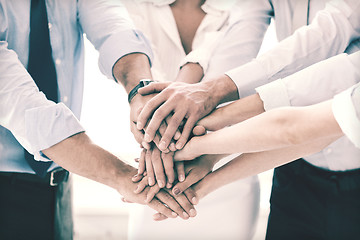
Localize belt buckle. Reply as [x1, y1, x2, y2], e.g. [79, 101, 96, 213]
[50, 168, 66, 186]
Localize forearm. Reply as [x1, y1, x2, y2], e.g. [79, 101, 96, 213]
[194, 135, 340, 199]
[112, 53, 152, 94]
[193, 100, 342, 156]
[175, 63, 204, 84]
[43, 132, 131, 191]
[198, 93, 265, 131]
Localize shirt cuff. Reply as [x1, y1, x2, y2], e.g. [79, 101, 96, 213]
[332, 85, 360, 149]
[225, 60, 268, 98]
[98, 29, 154, 79]
[24, 103, 85, 161]
[255, 79, 291, 111]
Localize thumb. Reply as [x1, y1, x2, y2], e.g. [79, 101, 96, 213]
[192, 125, 206, 136]
[172, 171, 198, 196]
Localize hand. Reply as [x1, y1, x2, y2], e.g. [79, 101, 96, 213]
[129, 172, 197, 220]
[136, 147, 186, 188]
[151, 155, 221, 221]
[129, 94, 155, 149]
[130, 94, 179, 153]
[195, 106, 228, 131]
[137, 81, 220, 151]
[172, 154, 219, 196]
[173, 136, 203, 161]
[118, 168, 197, 220]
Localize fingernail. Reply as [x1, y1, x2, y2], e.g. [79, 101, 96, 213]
[166, 182, 172, 189]
[183, 212, 189, 218]
[176, 142, 184, 150]
[171, 212, 178, 218]
[192, 197, 198, 204]
[189, 209, 197, 217]
[137, 122, 143, 130]
[174, 131, 181, 140]
[159, 141, 167, 150]
[144, 133, 151, 142]
[132, 174, 138, 181]
[142, 141, 149, 149]
[134, 186, 139, 193]
[169, 143, 176, 151]
[148, 177, 155, 186]
[146, 196, 152, 203]
[179, 175, 185, 182]
[158, 180, 165, 188]
[173, 188, 180, 195]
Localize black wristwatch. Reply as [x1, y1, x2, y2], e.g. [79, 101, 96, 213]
[128, 79, 154, 103]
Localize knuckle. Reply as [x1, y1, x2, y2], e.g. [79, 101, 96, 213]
[171, 115, 183, 126]
[153, 108, 166, 119]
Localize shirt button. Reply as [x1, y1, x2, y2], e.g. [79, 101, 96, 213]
[48, 23, 52, 30]
[55, 59, 61, 65]
[63, 96, 68, 103]
[326, 148, 332, 154]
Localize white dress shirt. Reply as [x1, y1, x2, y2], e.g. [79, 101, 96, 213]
[257, 51, 360, 170]
[0, 0, 152, 173]
[333, 83, 360, 149]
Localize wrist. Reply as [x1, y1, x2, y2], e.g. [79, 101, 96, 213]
[193, 172, 215, 200]
[112, 163, 137, 193]
[128, 79, 154, 103]
[203, 74, 239, 105]
[112, 53, 152, 93]
[177, 63, 204, 84]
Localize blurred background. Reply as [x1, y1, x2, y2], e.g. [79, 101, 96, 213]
[74, 21, 278, 240]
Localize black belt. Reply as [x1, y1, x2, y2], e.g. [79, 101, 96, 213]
[0, 168, 69, 187]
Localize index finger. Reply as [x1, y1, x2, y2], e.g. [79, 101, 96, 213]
[136, 93, 168, 132]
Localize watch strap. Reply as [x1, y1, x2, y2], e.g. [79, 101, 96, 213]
[128, 79, 154, 103]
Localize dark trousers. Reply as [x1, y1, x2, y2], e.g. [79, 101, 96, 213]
[0, 172, 73, 240]
[266, 159, 360, 240]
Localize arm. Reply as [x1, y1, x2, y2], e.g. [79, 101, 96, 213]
[193, 135, 340, 200]
[78, 0, 154, 148]
[0, 41, 84, 161]
[175, 51, 360, 160]
[153, 135, 339, 220]
[226, 0, 360, 98]
[175, 100, 343, 160]
[42, 132, 193, 219]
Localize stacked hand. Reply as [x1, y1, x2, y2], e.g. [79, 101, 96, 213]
[126, 80, 224, 220]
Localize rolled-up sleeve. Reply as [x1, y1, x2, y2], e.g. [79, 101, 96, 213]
[77, 0, 153, 79]
[0, 42, 84, 161]
[332, 83, 360, 148]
